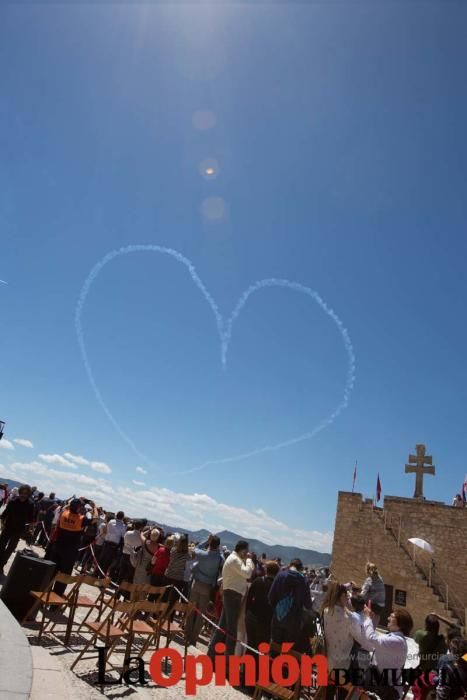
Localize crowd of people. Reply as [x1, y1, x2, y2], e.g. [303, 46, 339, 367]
[0, 483, 466, 699]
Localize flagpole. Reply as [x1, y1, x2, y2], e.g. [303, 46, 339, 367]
[375, 473, 382, 508]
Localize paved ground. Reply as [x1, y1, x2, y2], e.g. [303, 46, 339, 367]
[29, 645, 75, 700]
[0, 541, 250, 699]
[0, 541, 417, 700]
[0, 594, 33, 699]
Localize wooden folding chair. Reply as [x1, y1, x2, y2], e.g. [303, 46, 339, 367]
[252, 642, 302, 700]
[117, 600, 169, 662]
[137, 600, 170, 656]
[70, 595, 134, 672]
[105, 580, 149, 603]
[251, 642, 368, 700]
[121, 582, 167, 606]
[311, 681, 370, 700]
[71, 575, 111, 633]
[199, 606, 219, 640]
[162, 600, 195, 660]
[24, 573, 82, 645]
[99, 580, 137, 612]
[328, 684, 370, 700]
[146, 583, 167, 601]
[143, 585, 169, 627]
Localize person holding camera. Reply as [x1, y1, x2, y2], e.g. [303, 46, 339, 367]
[185, 534, 223, 647]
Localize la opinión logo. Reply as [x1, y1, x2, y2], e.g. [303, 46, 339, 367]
[95, 642, 328, 694]
[95, 644, 456, 695]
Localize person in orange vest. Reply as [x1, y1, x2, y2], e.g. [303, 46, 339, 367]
[47, 498, 85, 595]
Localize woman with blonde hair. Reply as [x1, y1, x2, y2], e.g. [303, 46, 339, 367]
[321, 581, 360, 675]
[361, 562, 386, 625]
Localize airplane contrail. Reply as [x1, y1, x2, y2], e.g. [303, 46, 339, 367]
[76, 244, 356, 475]
[0, 280, 8, 285]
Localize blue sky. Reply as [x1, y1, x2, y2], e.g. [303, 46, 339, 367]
[1, 1, 467, 552]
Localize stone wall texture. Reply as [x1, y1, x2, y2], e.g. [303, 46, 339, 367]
[331, 492, 467, 633]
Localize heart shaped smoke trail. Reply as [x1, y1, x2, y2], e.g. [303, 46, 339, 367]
[75, 245, 356, 475]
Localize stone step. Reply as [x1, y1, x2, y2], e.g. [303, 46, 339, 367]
[370, 508, 465, 630]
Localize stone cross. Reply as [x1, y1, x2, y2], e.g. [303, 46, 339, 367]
[405, 444, 435, 499]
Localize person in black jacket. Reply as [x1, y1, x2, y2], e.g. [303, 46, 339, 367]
[268, 558, 313, 652]
[436, 638, 467, 700]
[0, 484, 34, 574]
[415, 614, 448, 672]
[246, 560, 280, 651]
[33, 492, 56, 547]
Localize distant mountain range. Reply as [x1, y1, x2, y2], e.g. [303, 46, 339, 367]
[149, 523, 331, 568]
[0, 476, 331, 567]
[0, 477, 22, 490]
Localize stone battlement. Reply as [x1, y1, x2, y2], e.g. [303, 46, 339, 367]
[332, 490, 467, 632]
[337, 491, 452, 508]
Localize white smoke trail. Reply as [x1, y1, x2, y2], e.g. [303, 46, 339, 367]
[75, 245, 225, 470]
[75, 245, 356, 475]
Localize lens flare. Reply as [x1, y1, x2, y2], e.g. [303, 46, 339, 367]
[192, 110, 216, 131]
[199, 158, 219, 181]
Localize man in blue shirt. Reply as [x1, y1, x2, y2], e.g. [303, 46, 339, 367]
[185, 534, 223, 647]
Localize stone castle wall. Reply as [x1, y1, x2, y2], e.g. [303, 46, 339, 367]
[331, 491, 467, 632]
[382, 496, 467, 607]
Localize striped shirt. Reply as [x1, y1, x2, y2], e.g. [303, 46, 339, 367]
[165, 549, 191, 581]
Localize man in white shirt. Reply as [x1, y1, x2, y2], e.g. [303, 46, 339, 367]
[86, 516, 108, 574]
[207, 540, 254, 662]
[98, 510, 127, 577]
[118, 519, 146, 583]
[362, 608, 413, 699]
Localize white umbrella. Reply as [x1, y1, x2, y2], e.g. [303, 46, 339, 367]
[408, 537, 434, 553]
[408, 537, 434, 570]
